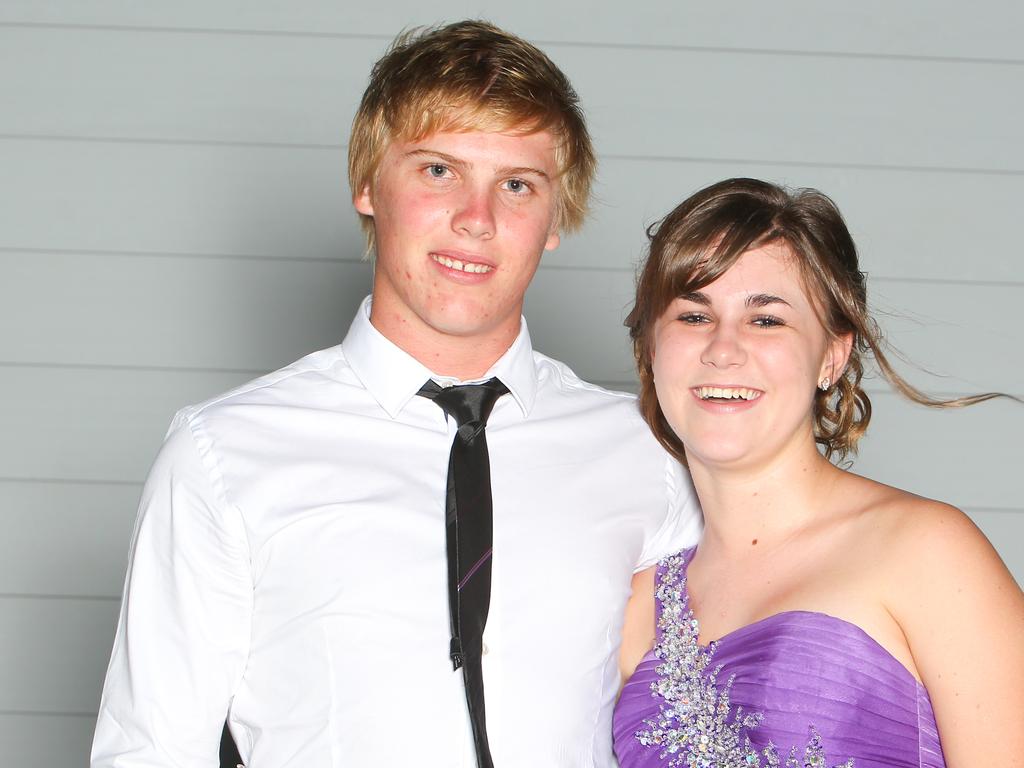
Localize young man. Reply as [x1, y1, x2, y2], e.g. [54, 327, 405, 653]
[91, 21, 699, 767]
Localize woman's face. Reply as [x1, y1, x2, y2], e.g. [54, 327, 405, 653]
[651, 241, 849, 471]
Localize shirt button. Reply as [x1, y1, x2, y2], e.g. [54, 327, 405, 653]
[482, 642, 490, 656]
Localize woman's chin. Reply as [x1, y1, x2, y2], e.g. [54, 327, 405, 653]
[683, 439, 759, 470]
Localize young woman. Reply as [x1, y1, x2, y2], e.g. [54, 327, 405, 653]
[613, 178, 1024, 767]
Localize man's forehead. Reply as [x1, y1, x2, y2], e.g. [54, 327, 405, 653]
[389, 127, 559, 166]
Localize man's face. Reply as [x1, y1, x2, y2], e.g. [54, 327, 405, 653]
[355, 128, 561, 366]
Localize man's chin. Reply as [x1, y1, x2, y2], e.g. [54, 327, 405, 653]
[426, 309, 519, 344]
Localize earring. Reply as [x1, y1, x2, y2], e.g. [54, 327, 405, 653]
[818, 377, 831, 391]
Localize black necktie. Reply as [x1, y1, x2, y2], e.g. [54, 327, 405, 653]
[418, 378, 509, 768]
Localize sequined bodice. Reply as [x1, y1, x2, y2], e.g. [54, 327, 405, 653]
[613, 548, 946, 767]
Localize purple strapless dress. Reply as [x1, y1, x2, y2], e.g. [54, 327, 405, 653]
[613, 548, 946, 767]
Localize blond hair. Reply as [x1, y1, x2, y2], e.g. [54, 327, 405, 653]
[348, 20, 596, 249]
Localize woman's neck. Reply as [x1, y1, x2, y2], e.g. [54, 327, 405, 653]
[687, 440, 843, 557]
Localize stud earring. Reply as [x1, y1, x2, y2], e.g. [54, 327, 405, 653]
[818, 377, 831, 391]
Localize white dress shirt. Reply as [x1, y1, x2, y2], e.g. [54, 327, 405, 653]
[91, 297, 701, 768]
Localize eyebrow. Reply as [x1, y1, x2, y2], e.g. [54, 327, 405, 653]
[678, 291, 711, 306]
[678, 291, 792, 308]
[404, 149, 550, 180]
[745, 293, 791, 308]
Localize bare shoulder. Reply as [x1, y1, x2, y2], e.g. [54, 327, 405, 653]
[831, 472, 1020, 627]
[841, 477, 1024, 758]
[864, 483, 1007, 593]
[879, 487, 1022, 636]
[837, 474, 1004, 585]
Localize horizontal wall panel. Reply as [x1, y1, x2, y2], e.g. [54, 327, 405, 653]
[0, 26, 373, 144]
[585, 158, 1024, 283]
[2, 2, 1022, 62]
[851, 393, 1021, 512]
[3, 252, 1021, 390]
[2, 139, 1022, 282]
[0, 597, 118, 712]
[1, 366, 1020, 511]
[0, 367, 254, 484]
[565, 47, 1023, 172]
[2, 252, 372, 371]
[0, 713, 96, 768]
[2, 27, 1021, 172]
[0, 481, 140, 598]
[0, 139, 361, 261]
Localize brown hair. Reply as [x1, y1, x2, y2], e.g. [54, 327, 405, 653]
[348, 20, 596, 249]
[626, 178, 999, 464]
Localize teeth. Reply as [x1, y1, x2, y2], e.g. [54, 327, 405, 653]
[432, 254, 493, 274]
[697, 386, 761, 401]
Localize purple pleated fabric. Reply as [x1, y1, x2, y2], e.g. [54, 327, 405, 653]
[614, 548, 946, 767]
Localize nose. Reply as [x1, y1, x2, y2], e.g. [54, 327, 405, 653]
[700, 324, 747, 369]
[451, 185, 496, 239]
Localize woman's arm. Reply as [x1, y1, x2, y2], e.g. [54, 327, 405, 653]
[619, 566, 657, 686]
[888, 500, 1024, 766]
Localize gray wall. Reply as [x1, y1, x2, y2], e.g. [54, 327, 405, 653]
[2, 3, 1022, 764]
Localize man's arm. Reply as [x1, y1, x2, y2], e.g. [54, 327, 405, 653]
[635, 455, 702, 570]
[620, 457, 701, 683]
[91, 415, 254, 767]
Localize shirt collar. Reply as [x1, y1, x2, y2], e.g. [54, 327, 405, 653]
[340, 296, 538, 419]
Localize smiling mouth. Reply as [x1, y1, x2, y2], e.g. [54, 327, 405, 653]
[696, 386, 762, 401]
[431, 253, 494, 274]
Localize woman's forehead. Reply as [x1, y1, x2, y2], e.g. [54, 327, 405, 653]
[698, 243, 808, 300]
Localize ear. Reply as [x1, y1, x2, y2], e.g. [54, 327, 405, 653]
[353, 184, 374, 217]
[544, 227, 560, 252]
[821, 332, 854, 385]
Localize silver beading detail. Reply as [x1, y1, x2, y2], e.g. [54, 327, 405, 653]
[634, 551, 855, 768]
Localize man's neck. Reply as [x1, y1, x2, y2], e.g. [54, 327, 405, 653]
[369, 311, 519, 381]
[406, 339, 510, 381]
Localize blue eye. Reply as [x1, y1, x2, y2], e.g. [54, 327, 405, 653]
[752, 315, 784, 328]
[504, 178, 529, 194]
[427, 164, 449, 178]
